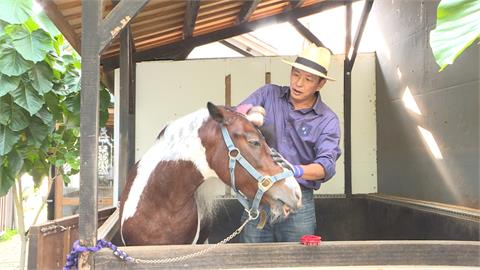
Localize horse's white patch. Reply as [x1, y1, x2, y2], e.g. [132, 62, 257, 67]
[121, 109, 218, 226]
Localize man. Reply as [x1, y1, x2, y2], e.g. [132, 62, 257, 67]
[237, 44, 341, 242]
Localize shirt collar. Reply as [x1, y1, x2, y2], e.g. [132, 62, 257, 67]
[279, 86, 324, 115]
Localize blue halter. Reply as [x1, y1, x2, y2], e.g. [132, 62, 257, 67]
[220, 125, 293, 219]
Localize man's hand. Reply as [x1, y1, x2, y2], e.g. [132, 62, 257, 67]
[270, 148, 303, 178]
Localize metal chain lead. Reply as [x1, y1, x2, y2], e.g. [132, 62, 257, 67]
[133, 216, 252, 264]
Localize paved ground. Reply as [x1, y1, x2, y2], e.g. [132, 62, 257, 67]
[0, 234, 22, 270]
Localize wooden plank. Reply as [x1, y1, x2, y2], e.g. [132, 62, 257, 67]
[79, 1, 102, 268]
[347, 0, 374, 72]
[183, 0, 201, 39]
[62, 197, 113, 206]
[97, 208, 119, 241]
[54, 174, 63, 219]
[344, 1, 352, 197]
[219, 40, 253, 57]
[290, 0, 305, 9]
[95, 241, 480, 269]
[265, 72, 271, 84]
[235, 0, 261, 24]
[98, 0, 149, 53]
[290, 18, 324, 47]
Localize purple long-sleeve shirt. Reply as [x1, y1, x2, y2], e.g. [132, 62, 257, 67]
[239, 84, 341, 190]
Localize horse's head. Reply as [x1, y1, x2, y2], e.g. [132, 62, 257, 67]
[200, 102, 302, 222]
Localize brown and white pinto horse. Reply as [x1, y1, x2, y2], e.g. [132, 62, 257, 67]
[119, 102, 302, 246]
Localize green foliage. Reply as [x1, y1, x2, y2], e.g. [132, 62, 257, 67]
[0, 2, 110, 196]
[430, 0, 480, 71]
[0, 229, 18, 242]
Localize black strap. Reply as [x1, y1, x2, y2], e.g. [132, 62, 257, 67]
[295, 57, 327, 75]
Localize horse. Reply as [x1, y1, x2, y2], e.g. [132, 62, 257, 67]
[119, 102, 302, 246]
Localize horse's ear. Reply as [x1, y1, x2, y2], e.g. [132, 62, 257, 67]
[207, 102, 224, 123]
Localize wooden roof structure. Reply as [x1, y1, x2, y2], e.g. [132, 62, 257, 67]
[38, 0, 357, 70]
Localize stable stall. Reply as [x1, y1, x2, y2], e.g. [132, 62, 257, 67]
[28, 0, 479, 269]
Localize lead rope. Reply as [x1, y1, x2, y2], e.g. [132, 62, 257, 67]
[134, 215, 253, 264]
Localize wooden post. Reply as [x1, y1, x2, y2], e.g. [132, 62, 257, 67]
[224, 74, 232, 196]
[54, 174, 63, 219]
[344, 1, 352, 197]
[265, 72, 271, 84]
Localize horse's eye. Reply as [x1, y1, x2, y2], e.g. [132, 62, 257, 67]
[248, 139, 261, 147]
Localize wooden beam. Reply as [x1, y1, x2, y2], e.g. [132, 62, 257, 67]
[183, 0, 201, 39]
[102, 0, 352, 70]
[98, 0, 149, 53]
[219, 40, 253, 56]
[290, 0, 305, 9]
[344, 1, 352, 197]
[97, 208, 119, 242]
[79, 1, 102, 268]
[347, 0, 374, 72]
[54, 174, 63, 219]
[290, 18, 324, 47]
[95, 241, 480, 268]
[37, 0, 81, 53]
[236, 0, 261, 24]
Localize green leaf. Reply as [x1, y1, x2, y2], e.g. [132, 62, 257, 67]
[0, 164, 15, 196]
[7, 149, 24, 178]
[10, 104, 30, 131]
[0, 125, 19, 155]
[9, 26, 53, 62]
[35, 107, 54, 129]
[0, 74, 20, 97]
[44, 92, 62, 121]
[0, 97, 10, 125]
[0, 0, 32, 24]
[33, 11, 61, 37]
[430, 0, 480, 71]
[11, 83, 44, 116]
[23, 16, 39, 32]
[29, 62, 53, 94]
[28, 117, 48, 146]
[0, 45, 32, 76]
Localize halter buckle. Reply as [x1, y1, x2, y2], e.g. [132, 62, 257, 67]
[228, 148, 240, 159]
[258, 176, 273, 192]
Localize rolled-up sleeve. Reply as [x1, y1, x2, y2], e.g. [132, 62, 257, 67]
[313, 117, 342, 182]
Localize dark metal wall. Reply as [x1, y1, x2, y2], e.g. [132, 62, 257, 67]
[373, 0, 479, 208]
[209, 197, 479, 243]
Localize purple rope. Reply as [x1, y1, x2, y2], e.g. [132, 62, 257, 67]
[64, 239, 133, 270]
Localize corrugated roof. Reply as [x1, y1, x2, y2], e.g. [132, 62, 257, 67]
[39, 0, 351, 70]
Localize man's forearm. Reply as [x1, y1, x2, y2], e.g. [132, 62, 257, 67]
[298, 163, 326, 181]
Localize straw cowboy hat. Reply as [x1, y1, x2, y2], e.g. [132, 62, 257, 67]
[282, 44, 336, 81]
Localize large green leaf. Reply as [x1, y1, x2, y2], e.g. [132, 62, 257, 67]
[11, 83, 44, 115]
[0, 125, 19, 155]
[28, 117, 49, 146]
[35, 107, 54, 130]
[9, 26, 53, 62]
[7, 149, 24, 178]
[430, 0, 480, 71]
[0, 97, 10, 125]
[0, 163, 16, 196]
[29, 62, 53, 94]
[0, 45, 32, 76]
[33, 11, 61, 37]
[0, 74, 20, 97]
[0, 100, 30, 131]
[0, 0, 32, 24]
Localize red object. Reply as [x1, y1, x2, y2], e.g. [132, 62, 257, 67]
[300, 235, 321, 246]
